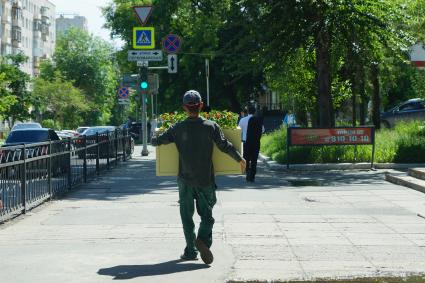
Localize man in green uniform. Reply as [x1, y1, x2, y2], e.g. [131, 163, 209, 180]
[152, 90, 246, 264]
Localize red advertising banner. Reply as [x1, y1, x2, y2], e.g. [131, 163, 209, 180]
[289, 127, 374, 146]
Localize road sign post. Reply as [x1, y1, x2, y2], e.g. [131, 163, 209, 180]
[139, 67, 149, 156]
[205, 58, 210, 106]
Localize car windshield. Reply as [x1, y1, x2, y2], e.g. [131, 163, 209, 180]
[83, 127, 115, 136]
[6, 130, 49, 143]
[76, 127, 89, 133]
[12, 123, 42, 130]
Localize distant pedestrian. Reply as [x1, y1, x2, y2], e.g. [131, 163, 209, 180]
[152, 90, 246, 264]
[283, 111, 296, 127]
[237, 107, 247, 124]
[238, 106, 264, 182]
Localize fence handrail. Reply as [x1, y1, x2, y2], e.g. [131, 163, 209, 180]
[0, 129, 133, 223]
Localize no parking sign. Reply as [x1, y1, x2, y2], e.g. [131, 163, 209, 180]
[118, 87, 130, 99]
[162, 34, 182, 54]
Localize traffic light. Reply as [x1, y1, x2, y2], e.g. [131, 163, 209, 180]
[141, 81, 148, 89]
[139, 68, 149, 90]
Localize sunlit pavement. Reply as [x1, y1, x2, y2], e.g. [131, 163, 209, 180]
[1, 145, 425, 282]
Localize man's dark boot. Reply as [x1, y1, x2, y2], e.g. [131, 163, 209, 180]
[195, 238, 213, 264]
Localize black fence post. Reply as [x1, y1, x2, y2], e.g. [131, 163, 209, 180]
[115, 129, 118, 164]
[106, 133, 110, 170]
[83, 135, 87, 183]
[123, 130, 127, 162]
[21, 145, 27, 213]
[67, 137, 72, 190]
[48, 141, 52, 199]
[96, 133, 100, 175]
[286, 128, 290, 169]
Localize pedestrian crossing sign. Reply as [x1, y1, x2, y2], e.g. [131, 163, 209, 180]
[133, 27, 155, 49]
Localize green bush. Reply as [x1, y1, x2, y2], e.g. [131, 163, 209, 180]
[261, 121, 425, 164]
[41, 119, 60, 130]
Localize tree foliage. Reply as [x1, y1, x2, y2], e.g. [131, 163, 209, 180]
[51, 28, 119, 125]
[32, 71, 89, 129]
[0, 54, 32, 125]
[102, 0, 424, 128]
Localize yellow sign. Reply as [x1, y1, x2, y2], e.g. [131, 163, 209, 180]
[133, 27, 155, 49]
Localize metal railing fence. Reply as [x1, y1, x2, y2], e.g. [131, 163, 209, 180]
[0, 129, 133, 223]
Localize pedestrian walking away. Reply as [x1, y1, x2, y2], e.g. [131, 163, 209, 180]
[152, 90, 246, 264]
[238, 106, 264, 182]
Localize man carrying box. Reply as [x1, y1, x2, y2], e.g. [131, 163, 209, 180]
[152, 90, 246, 265]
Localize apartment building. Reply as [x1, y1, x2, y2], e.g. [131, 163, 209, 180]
[56, 14, 88, 34]
[0, 0, 56, 76]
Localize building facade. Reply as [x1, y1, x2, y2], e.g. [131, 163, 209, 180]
[0, 0, 56, 76]
[56, 15, 88, 34]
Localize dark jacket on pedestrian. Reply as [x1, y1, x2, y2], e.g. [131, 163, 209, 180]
[246, 116, 263, 150]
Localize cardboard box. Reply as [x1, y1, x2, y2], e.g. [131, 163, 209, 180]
[156, 128, 242, 176]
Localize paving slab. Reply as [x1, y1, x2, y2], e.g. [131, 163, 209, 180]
[1, 146, 425, 282]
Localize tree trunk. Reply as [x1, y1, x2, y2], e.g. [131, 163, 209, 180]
[315, 32, 334, 127]
[371, 64, 381, 129]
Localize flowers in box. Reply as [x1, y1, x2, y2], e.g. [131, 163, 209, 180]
[158, 110, 238, 131]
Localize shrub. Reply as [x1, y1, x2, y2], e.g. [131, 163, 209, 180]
[41, 119, 60, 130]
[158, 110, 239, 130]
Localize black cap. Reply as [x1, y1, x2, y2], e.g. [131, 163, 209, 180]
[183, 90, 202, 105]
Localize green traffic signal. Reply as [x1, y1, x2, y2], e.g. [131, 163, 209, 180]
[141, 81, 148, 89]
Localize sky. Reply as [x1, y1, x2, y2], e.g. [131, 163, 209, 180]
[50, 0, 122, 46]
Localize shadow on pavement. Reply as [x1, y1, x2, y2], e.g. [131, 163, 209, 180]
[66, 156, 387, 202]
[97, 259, 209, 279]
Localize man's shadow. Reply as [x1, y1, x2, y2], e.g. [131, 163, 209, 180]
[98, 259, 210, 280]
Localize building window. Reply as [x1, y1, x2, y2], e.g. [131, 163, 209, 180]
[12, 26, 22, 42]
[12, 6, 22, 21]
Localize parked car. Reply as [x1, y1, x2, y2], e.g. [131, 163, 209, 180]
[81, 126, 116, 136]
[56, 130, 79, 140]
[3, 128, 60, 147]
[77, 126, 116, 158]
[0, 129, 63, 177]
[76, 126, 90, 134]
[380, 98, 425, 128]
[11, 122, 42, 131]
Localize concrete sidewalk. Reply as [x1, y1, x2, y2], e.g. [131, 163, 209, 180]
[1, 145, 425, 282]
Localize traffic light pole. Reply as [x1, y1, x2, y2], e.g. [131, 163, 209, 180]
[139, 66, 149, 156]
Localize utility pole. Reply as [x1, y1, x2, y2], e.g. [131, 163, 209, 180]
[205, 58, 210, 106]
[139, 65, 149, 156]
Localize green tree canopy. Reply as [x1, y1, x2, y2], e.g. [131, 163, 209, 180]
[52, 28, 119, 125]
[32, 71, 89, 129]
[0, 54, 32, 125]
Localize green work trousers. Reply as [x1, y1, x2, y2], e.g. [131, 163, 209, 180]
[178, 180, 217, 254]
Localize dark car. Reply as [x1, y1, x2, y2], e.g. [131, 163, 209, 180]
[1, 129, 61, 161]
[380, 98, 425, 128]
[0, 129, 63, 178]
[77, 126, 118, 158]
[3, 128, 60, 147]
[11, 122, 42, 131]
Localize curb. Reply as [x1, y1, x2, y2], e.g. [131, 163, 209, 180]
[385, 173, 425, 194]
[259, 154, 425, 171]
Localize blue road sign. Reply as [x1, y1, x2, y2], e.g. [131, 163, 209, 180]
[118, 87, 130, 98]
[133, 27, 155, 49]
[162, 34, 182, 54]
